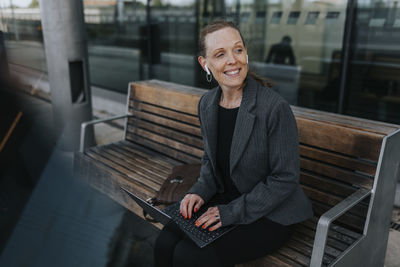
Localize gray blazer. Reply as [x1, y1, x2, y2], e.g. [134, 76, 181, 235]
[188, 76, 313, 226]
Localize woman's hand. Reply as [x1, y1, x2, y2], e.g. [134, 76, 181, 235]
[180, 194, 204, 220]
[195, 206, 222, 231]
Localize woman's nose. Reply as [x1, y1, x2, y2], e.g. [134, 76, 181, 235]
[226, 52, 237, 64]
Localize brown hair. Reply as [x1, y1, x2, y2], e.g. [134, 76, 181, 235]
[198, 19, 273, 88]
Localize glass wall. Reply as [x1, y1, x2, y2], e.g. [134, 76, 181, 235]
[0, 1, 46, 72]
[1, 0, 400, 124]
[345, 0, 400, 123]
[84, 0, 146, 92]
[148, 0, 197, 86]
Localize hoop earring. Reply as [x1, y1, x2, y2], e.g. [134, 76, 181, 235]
[206, 73, 212, 82]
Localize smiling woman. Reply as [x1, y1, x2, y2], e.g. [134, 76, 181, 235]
[153, 19, 313, 267]
[198, 27, 248, 102]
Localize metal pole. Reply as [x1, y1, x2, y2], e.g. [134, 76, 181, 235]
[39, 0, 95, 152]
[117, 0, 124, 25]
[9, 0, 19, 41]
[337, 0, 357, 114]
[146, 0, 152, 78]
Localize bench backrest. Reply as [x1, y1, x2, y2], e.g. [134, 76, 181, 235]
[127, 80, 399, 232]
[126, 80, 204, 163]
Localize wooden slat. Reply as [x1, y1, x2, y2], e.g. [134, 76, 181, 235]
[300, 158, 374, 188]
[311, 201, 366, 232]
[300, 219, 359, 247]
[300, 145, 377, 176]
[285, 239, 335, 266]
[292, 231, 342, 258]
[121, 141, 179, 168]
[276, 246, 311, 266]
[127, 127, 203, 158]
[126, 134, 201, 164]
[108, 146, 172, 175]
[303, 185, 342, 206]
[296, 223, 350, 252]
[131, 101, 200, 126]
[97, 147, 168, 184]
[305, 217, 362, 240]
[270, 252, 304, 267]
[127, 119, 203, 149]
[292, 105, 399, 135]
[238, 255, 294, 267]
[130, 80, 204, 116]
[85, 150, 162, 192]
[128, 110, 202, 137]
[76, 153, 156, 199]
[75, 154, 164, 229]
[300, 171, 356, 198]
[296, 116, 384, 161]
[302, 185, 369, 218]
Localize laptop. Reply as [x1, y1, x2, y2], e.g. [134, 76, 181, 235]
[120, 187, 238, 248]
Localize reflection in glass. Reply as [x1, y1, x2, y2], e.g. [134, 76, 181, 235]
[287, 11, 300, 25]
[84, 0, 147, 93]
[0, 3, 46, 72]
[270, 11, 282, 24]
[147, 0, 197, 87]
[345, 1, 400, 124]
[2, 0, 398, 124]
[305, 11, 319, 25]
[326, 11, 340, 20]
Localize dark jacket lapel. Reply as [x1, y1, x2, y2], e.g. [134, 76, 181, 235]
[230, 77, 257, 174]
[202, 87, 221, 172]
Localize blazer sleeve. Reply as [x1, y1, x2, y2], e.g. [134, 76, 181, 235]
[186, 95, 217, 203]
[217, 100, 300, 226]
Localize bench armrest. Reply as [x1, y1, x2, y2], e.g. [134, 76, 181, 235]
[79, 114, 132, 152]
[310, 188, 371, 267]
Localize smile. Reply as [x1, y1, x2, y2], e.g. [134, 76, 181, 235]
[224, 69, 240, 76]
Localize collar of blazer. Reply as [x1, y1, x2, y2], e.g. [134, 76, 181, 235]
[202, 75, 258, 178]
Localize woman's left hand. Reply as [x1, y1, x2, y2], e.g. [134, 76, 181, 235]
[195, 206, 222, 231]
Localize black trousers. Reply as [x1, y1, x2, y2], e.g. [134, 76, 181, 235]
[154, 217, 294, 267]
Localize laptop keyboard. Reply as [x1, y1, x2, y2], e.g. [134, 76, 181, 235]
[163, 202, 237, 246]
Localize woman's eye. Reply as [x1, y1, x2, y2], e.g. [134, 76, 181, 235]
[216, 53, 224, 58]
[235, 48, 243, 53]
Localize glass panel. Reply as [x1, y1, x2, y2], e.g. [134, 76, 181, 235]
[345, 0, 400, 124]
[270, 11, 283, 24]
[148, 0, 197, 87]
[211, 0, 348, 109]
[305, 11, 319, 25]
[287, 11, 300, 25]
[84, 0, 147, 93]
[0, 1, 46, 72]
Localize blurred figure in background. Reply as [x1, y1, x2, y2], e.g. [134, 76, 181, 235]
[266, 35, 296, 66]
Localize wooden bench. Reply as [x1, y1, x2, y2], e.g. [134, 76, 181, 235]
[74, 80, 400, 267]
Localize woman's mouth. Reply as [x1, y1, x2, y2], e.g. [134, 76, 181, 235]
[224, 68, 241, 76]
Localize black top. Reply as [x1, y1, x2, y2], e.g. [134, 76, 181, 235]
[216, 105, 241, 203]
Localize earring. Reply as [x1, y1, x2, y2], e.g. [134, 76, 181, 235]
[206, 73, 212, 82]
[205, 64, 212, 82]
[246, 55, 248, 64]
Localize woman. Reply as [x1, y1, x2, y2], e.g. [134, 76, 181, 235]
[154, 20, 313, 267]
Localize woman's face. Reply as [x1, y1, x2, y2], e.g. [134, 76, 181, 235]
[199, 27, 248, 91]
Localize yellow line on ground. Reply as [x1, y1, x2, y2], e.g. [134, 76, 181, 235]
[30, 72, 44, 95]
[0, 111, 23, 153]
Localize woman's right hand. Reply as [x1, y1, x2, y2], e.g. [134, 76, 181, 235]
[180, 194, 204, 220]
